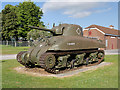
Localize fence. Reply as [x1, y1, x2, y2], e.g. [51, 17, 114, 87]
[0, 41, 33, 47]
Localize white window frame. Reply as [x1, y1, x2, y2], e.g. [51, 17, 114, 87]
[106, 39, 108, 47]
[111, 36, 115, 38]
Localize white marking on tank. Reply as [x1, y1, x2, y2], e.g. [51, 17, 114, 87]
[40, 45, 42, 47]
[53, 45, 59, 50]
[76, 28, 81, 35]
[67, 43, 75, 45]
[54, 45, 58, 47]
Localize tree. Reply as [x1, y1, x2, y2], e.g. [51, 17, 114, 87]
[17, 1, 44, 40]
[2, 5, 18, 40]
[27, 29, 52, 41]
[0, 12, 2, 40]
[0, 12, 2, 30]
[1, 1, 45, 41]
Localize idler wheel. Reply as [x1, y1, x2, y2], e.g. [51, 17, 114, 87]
[17, 51, 27, 65]
[45, 54, 56, 69]
[17, 51, 35, 68]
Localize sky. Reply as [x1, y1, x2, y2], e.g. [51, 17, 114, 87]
[0, 0, 119, 29]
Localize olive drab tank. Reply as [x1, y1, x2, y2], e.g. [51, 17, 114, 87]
[17, 24, 105, 74]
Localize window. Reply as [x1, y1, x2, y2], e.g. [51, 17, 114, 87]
[106, 39, 108, 47]
[111, 36, 115, 38]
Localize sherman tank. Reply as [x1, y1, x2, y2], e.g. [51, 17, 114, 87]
[17, 24, 105, 74]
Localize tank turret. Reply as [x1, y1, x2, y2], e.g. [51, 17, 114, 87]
[17, 24, 105, 74]
[29, 24, 83, 36]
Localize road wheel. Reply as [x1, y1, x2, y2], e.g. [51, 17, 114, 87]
[45, 54, 56, 69]
[98, 52, 104, 59]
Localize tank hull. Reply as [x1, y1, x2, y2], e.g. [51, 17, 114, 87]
[48, 36, 105, 50]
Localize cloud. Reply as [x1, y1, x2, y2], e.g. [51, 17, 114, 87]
[95, 7, 112, 13]
[44, 0, 119, 2]
[63, 7, 112, 18]
[1, 0, 119, 2]
[68, 11, 92, 18]
[42, 1, 113, 18]
[43, 2, 100, 12]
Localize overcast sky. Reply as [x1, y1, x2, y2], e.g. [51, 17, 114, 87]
[1, 0, 119, 29]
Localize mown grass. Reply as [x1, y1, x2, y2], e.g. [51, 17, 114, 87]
[1, 45, 29, 55]
[1, 55, 118, 88]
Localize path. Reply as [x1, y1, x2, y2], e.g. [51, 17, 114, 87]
[105, 49, 120, 55]
[0, 54, 17, 60]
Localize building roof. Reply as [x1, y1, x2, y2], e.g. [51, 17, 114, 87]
[85, 24, 120, 36]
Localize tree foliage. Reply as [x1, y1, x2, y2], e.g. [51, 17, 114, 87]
[2, 5, 18, 40]
[2, 1, 45, 41]
[0, 13, 1, 22]
[27, 29, 52, 41]
[0, 12, 2, 40]
[17, 1, 44, 40]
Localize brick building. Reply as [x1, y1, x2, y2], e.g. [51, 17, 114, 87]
[83, 25, 120, 50]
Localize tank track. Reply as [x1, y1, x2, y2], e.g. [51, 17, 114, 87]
[17, 51, 27, 66]
[17, 51, 34, 68]
[39, 50, 104, 74]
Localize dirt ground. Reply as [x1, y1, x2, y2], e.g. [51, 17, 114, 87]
[14, 62, 112, 78]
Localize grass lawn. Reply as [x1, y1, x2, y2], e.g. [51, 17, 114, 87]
[1, 45, 29, 55]
[1, 55, 118, 88]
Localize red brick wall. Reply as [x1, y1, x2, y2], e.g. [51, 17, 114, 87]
[105, 36, 118, 50]
[83, 29, 105, 40]
[117, 38, 120, 49]
[83, 29, 119, 50]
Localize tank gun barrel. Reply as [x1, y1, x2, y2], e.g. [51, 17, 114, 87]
[28, 26, 55, 34]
